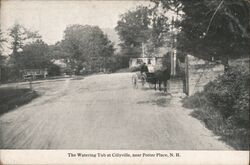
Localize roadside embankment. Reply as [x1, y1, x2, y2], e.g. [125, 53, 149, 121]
[182, 66, 249, 150]
[0, 87, 39, 116]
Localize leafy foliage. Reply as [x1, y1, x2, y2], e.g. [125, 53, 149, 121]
[8, 23, 42, 70]
[115, 6, 169, 65]
[60, 24, 115, 73]
[9, 23, 41, 56]
[0, 29, 7, 66]
[183, 66, 249, 149]
[204, 67, 249, 124]
[151, 0, 183, 12]
[1, 24, 60, 80]
[151, 0, 250, 61]
[115, 6, 151, 58]
[18, 40, 51, 69]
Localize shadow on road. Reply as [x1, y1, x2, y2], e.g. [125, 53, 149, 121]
[141, 87, 152, 91]
[137, 97, 171, 108]
[154, 92, 172, 97]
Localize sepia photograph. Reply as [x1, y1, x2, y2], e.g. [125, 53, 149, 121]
[0, 0, 249, 164]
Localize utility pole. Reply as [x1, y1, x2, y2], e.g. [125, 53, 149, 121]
[142, 42, 145, 58]
[171, 16, 176, 76]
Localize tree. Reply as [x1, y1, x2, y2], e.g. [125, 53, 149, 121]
[48, 42, 70, 60]
[151, 0, 183, 13]
[151, 0, 250, 63]
[17, 39, 62, 76]
[7, 24, 47, 79]
[0, 29, 7, 66]
[18, 39, 50, 69]
[150, 12, 170, 48]
[60, 24, 115, 73]
[115, 5, 170, 62]
[115, 6, 151, 58]
[8, 23, 41, 65]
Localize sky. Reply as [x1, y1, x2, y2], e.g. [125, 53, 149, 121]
[1, 0, 152, 45]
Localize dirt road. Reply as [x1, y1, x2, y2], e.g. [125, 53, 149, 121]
[0, 73, 232, 149]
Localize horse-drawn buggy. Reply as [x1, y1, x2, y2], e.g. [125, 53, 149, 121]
[131, 57, 171, 93]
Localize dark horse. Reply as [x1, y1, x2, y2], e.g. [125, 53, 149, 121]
[146, 68, 171, 93]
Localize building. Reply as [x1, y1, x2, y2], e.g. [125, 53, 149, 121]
[21, 69, 48, 80]
[129, 45, 176, 75]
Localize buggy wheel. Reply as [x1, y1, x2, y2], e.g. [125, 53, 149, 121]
[132, 75, 138, 89]
[141, 75, 146, 87]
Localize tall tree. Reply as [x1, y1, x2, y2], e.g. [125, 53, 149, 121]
[151, 0, 250, 62]
[0, 29, 7, 66]
[151, 0, 183, 13]
[8, 23, 41, 65]
[61, 24, 114, 73]
[116, 5, 170, 60]
[116, 6, 151, 46]
[115, 6, 151, 58]
[18, 39, 50, 69]
[149, 9, 170, 49]
[48, 42, 70, 60]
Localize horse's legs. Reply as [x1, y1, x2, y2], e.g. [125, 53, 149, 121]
[135, 77, 138, 89]
[159, 80, 162, 91]
[163, 81, 167, 93]
[154, 80, 157, 91]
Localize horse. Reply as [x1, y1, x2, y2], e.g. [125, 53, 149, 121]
[149, 68, 171, 93]
[157, 68, 171, 93]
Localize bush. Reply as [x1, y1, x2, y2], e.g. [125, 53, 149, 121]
[182, 92, 207, 109]
[204, 66, 249, 126]
[47, 63, 61, 76]
[0, 66, 22, 83]
[182, 66, 249, 150]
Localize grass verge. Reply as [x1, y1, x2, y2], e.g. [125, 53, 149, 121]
[0, 87, 39, 116]
[182, 93, 249, 150]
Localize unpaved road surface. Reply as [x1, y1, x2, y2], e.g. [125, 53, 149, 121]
[0, 73, 232, 149]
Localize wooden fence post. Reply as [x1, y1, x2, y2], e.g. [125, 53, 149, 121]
[185, 55, 189, 96]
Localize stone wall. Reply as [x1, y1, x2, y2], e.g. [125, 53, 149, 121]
[186, 55, 224, 96]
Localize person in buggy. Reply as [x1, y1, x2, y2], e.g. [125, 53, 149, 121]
[140, 63, 149, 74]
[140, 63, 149, 86]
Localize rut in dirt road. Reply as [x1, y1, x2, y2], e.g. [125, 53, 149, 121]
[0, 73, 232, 150]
